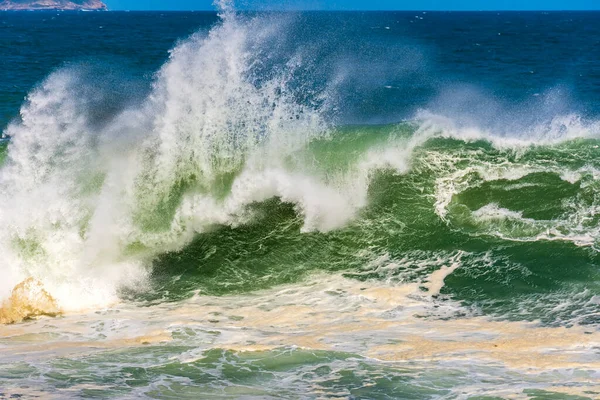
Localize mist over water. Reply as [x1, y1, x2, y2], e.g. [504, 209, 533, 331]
[1, 5, 600, 399]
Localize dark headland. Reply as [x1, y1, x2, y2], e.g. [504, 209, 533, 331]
[0, 0, 107, 10]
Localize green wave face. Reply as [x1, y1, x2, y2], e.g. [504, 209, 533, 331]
[138, 122, 600, 327]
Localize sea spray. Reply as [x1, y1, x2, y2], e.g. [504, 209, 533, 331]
[0, 6, 338, 315]
[0, 3, 413, 316]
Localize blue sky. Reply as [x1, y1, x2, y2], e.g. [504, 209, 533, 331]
[104, 0, 600, 11]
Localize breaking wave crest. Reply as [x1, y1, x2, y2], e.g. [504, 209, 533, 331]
[0, 8, 339, 314]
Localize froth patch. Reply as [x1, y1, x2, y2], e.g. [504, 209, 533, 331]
[0, 278, 61, 324]
[422, 261, 460, 296]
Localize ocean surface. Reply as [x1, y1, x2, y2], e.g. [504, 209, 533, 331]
[1, 7, 600, 399]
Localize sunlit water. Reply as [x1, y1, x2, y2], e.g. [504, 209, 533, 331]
[1, 6, 600, 399]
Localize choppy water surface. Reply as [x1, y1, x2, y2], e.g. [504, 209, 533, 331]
[0, 5, 600, 399]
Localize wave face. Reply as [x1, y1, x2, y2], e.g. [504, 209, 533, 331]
[1, 6, 600, 399]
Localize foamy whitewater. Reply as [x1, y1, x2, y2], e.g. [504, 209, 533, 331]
[0, 4, 599, 399]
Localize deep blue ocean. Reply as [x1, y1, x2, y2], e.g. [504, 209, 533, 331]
[2, 11, 600, 128]
[1, 9, 600, 399]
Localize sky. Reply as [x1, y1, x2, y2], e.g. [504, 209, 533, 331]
[104, 1, 600, 11]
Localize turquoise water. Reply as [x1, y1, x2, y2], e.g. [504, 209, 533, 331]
[0, 6, 600, 399]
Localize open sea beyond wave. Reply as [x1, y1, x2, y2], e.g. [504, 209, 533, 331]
[1, 5, 600, 399]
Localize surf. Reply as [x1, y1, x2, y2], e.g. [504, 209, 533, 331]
[0, 4, 599, 331]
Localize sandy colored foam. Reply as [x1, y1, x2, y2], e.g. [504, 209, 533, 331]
[1, 268, 599, 378]
[0, 278, 61, 324]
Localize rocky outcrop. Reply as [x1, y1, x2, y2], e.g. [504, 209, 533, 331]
[0, 0, 107, 10]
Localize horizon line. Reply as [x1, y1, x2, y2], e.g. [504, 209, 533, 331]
[3, 9, 600, 12]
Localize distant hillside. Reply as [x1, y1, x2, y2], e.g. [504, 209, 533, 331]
[0, 0, 107, 10]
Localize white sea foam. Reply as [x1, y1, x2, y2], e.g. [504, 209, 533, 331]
[414, 109, 600, 148]
[425, 141, 600, 247]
